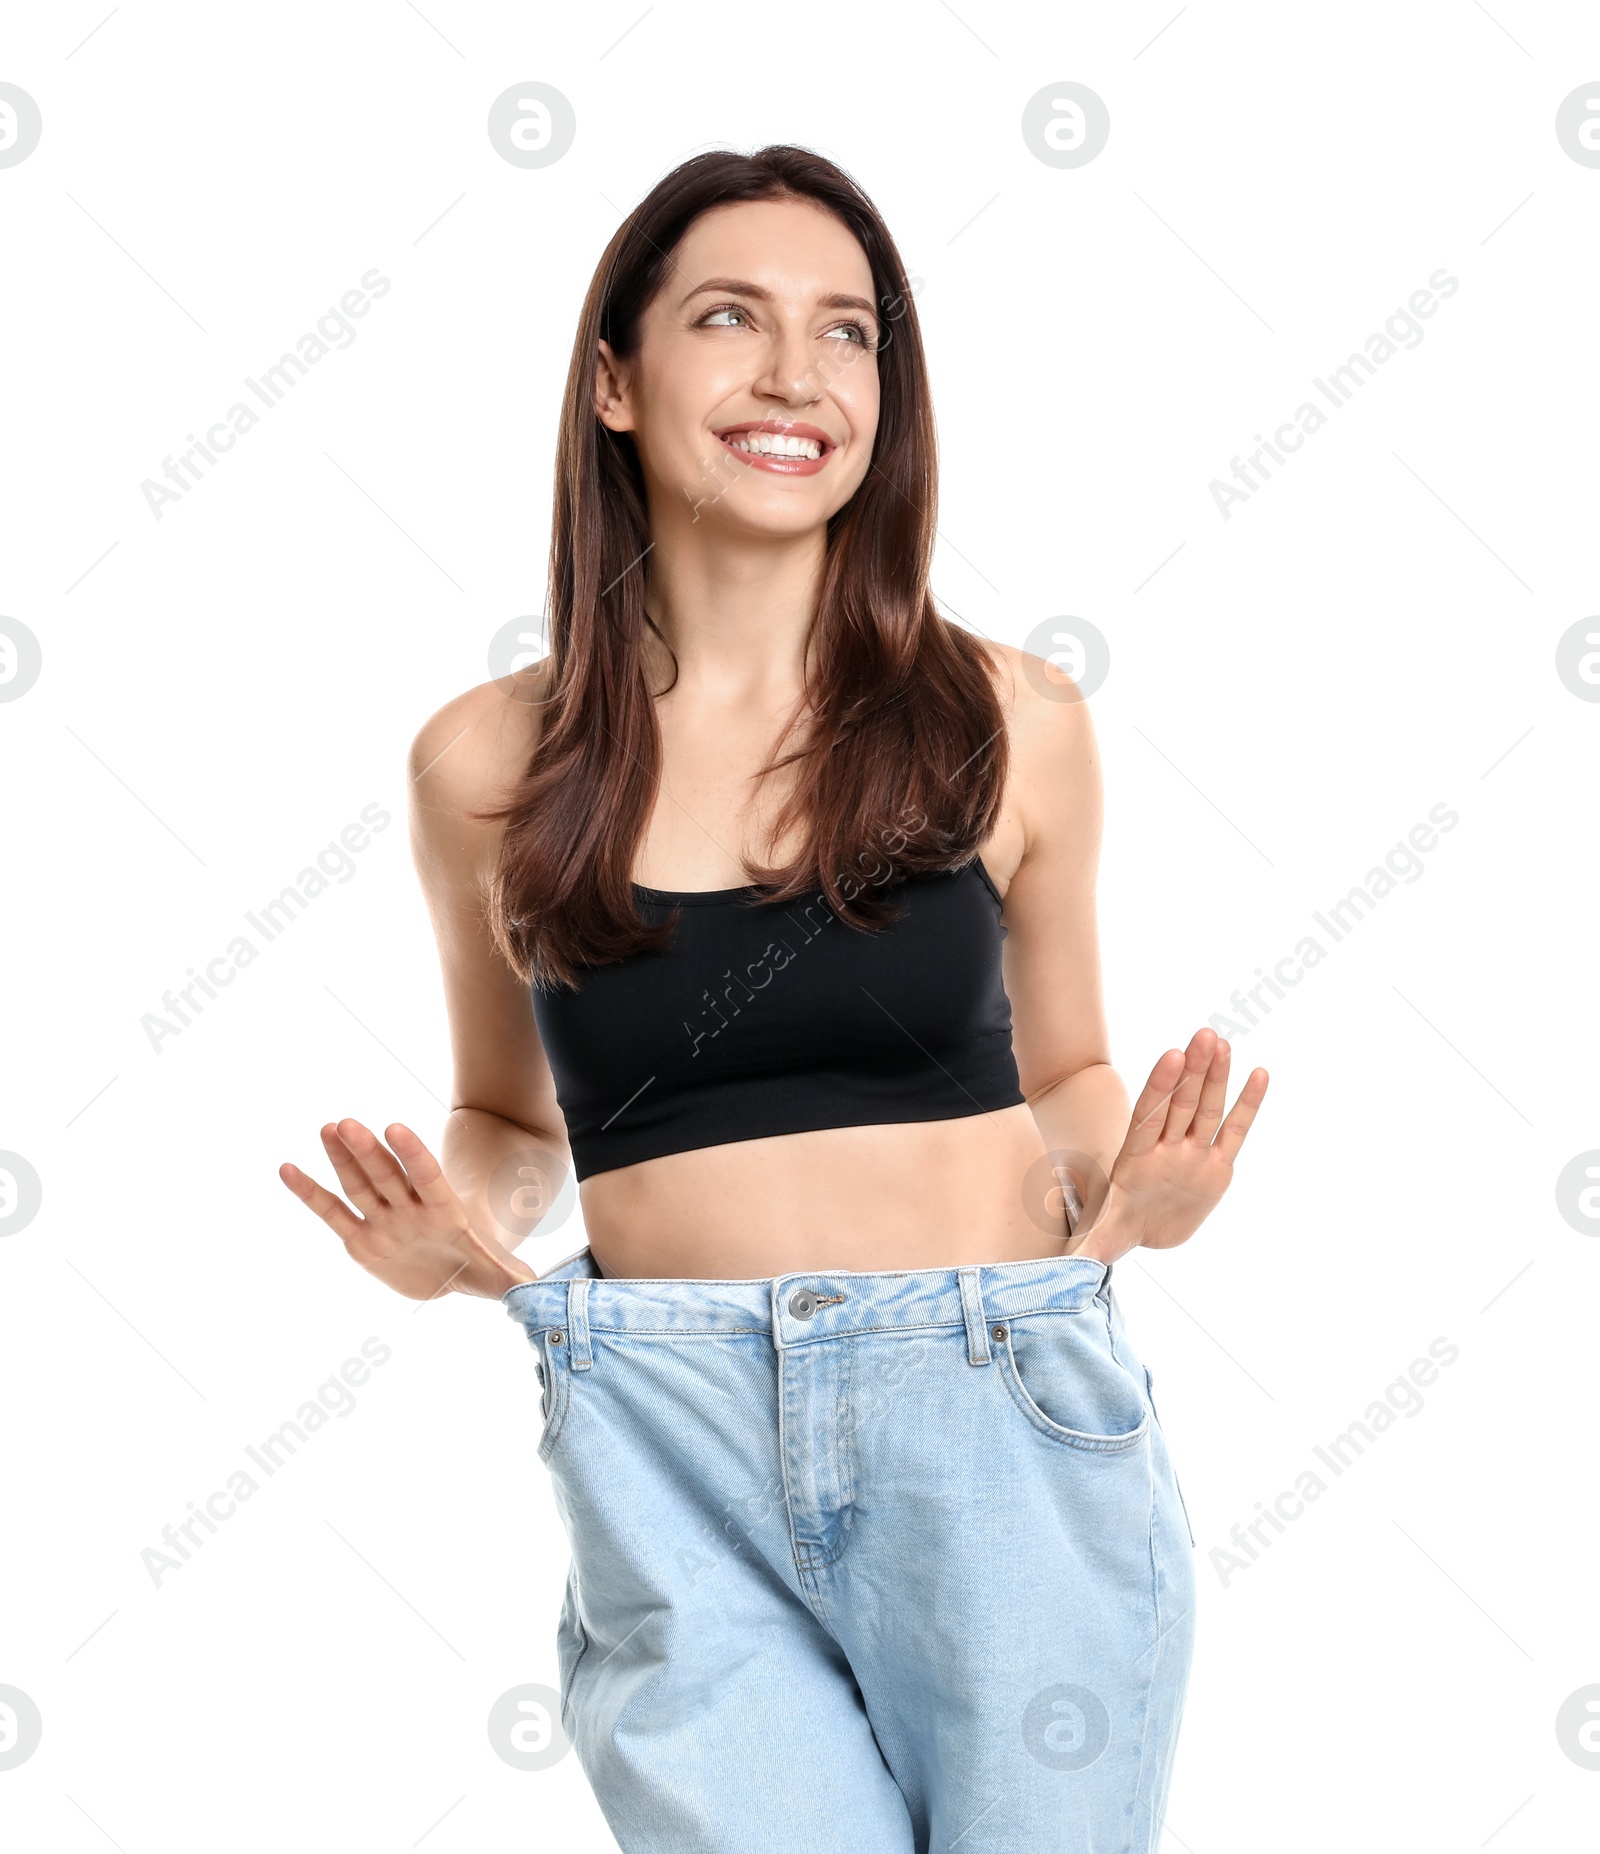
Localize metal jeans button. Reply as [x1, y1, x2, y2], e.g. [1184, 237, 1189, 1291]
[788, 1289, 818, 1319]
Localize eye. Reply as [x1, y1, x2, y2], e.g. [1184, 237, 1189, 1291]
[697, 303, 753, 329]
[824, 319, 876, 347]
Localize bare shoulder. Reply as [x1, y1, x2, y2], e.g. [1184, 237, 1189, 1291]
[967, 633, 1094, 756]
[407, 659, 552, 870]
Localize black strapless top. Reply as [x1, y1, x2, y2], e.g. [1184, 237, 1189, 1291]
[530, 858, 1026, 1180]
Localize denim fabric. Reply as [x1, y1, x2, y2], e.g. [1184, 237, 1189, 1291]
[503, 1246, 1196, 1853]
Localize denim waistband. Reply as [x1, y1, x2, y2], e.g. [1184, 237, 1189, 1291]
[501, 1245, 1114, 1368]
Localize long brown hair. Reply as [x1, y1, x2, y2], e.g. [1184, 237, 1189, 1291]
[479, 145, 1009, 990]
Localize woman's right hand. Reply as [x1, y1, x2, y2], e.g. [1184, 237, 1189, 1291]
[279, 1118, 539, 1302]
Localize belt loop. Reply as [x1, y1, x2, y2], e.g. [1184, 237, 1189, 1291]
[958, 1266, 992, 1366]
[566, 1277, 593, 1371]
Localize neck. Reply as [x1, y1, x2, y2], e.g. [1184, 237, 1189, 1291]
[639, 495, 827, 702]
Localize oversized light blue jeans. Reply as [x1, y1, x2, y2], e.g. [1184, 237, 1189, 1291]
[502, 1246, 1197, 1853]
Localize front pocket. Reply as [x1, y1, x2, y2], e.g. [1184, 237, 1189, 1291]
[535, 1330, 571, 1462]
[996, 1309, 1150, 1451]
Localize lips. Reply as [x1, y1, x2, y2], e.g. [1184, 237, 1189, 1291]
[713, 419, 837, 477]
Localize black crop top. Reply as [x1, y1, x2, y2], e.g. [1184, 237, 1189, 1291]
[530, 857, 1027, 1181]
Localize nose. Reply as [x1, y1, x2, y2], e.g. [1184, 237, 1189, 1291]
[751, 317, 824, 408]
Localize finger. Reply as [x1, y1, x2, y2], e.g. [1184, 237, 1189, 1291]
[1120, 1049, 1187, 1160]
[326, 1118, 421, 1212]
[1159, 1030, 1216, 1142]
[278, 1161, 368, 1247]
[315, 1122, 394, 1216]
[336, 1118, 424, 1208]
[1188, 1038, 1233, 1143]
[383, 1123, 460, 1212]
[1212, 1068, 1270, 1163]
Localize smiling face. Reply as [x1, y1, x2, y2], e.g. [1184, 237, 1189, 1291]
[594, 196, 882, 540]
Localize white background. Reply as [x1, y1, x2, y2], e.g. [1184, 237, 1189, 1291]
[2, 2, 1597, 1848]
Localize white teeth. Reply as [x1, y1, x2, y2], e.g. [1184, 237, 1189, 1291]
[725, 431, 823, 459]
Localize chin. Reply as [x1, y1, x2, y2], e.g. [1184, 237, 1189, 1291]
[700, 498, 839, 541]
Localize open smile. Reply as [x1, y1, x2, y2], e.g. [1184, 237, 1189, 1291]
[713, 420, 836, 476]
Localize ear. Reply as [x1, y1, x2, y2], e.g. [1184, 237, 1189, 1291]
[594, 338, 634, 433]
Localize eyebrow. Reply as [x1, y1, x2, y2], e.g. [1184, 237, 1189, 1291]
[679, 277, 880, 321]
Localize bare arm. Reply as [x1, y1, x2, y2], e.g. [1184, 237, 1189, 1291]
[995, 663, 1129, 1220]
[407, 670, 574, 1282]
[277, 668, 575, 1300]
[994, 650, 1268, 1259]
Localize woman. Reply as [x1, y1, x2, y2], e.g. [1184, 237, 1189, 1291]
[280, 145, 1266, 1853]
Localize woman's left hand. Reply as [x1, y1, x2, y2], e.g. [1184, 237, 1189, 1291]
[1068, 1029, 1268, 1264]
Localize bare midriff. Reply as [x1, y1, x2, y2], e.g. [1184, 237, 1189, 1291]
[576, 1100, 1067, 1279]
